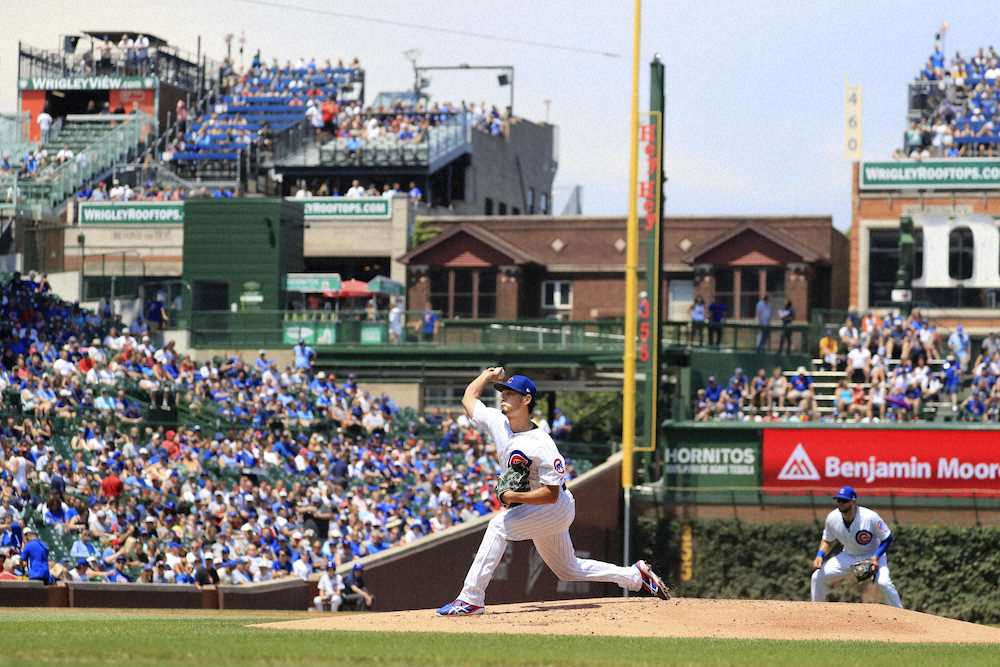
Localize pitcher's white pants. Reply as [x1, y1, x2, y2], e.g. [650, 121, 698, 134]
[458, 490, 643, 607]
[810, 551, 902, 608]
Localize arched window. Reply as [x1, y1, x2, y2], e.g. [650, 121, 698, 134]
[948, 227, 974, 280]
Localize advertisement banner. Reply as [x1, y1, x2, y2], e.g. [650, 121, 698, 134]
[763, 428, 1000, 495]
[282, 322, 336, 345]
[300, 197, 391, 220]
[19, 76, 156, 90]
[860, 160, 1000, 190]
[79, 202, 184, 225]
[285, 273, 341, 293]
[662, 443, 759, 488]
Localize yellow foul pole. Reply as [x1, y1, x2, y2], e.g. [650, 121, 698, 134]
[621, 0, 641, 583]
[622, 0, 641, 491]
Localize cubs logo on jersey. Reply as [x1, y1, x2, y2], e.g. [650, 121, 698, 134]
[508, 450, 530, 469]
[553, 458, 565, 474]
[855, 529, 873, 546]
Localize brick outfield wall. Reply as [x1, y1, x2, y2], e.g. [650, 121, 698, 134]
[0, 455, 624, 611]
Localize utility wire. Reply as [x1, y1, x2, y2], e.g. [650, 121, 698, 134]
[231, 0, 620, 58]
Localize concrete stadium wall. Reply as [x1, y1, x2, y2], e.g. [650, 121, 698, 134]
[0, 577, 312, 610]
[345, 453, 624, 612]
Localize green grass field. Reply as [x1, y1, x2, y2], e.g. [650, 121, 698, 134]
[1, 608, 996, 667]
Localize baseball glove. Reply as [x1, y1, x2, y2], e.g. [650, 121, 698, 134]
[495, 462, 531, 508]
[851, 560, 877, 583]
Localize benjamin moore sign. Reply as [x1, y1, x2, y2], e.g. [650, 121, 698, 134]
[19, 76, 156, 90]
[79, 202, 184, 225]
[860, 160, 1000, 190]
[301, 197, 391, 220]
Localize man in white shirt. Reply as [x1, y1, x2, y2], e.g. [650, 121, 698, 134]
[314, 563, 343, 611]
[846, 344, 871, 384]
[345, 179, 366, 198]
[810, 486, 902, 607]
[436, 368, 670, 616]
[37, 110, 53, 144]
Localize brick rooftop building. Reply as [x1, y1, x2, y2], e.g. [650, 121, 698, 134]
[399, 215, 848, 321]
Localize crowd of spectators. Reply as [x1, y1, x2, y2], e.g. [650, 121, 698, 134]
[899, 33, 1000, 158]
[695, 308, 1000, 423]
[0, 272, 576, 597]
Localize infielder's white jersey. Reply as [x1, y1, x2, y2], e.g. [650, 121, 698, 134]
[473, 400, 566, 491]
[821, 505, 891, 557]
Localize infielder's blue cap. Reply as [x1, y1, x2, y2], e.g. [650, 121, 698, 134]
[833, 485, 857, 501]
[494, 374, 536, 397]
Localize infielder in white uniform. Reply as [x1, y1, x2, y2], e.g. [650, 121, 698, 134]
[437, 368, 669, 616]
[810, 485, 902, 607]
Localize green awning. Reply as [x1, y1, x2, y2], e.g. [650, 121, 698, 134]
[367, 275, 405, 296]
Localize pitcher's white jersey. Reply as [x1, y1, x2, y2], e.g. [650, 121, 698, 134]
[821, 505, 891, 557]
[473, 400, 566, 491]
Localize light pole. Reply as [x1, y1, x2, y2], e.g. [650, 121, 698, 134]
[77, 233, 86, 302]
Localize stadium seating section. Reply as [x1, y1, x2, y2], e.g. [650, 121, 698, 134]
[0, 273, 583, 587]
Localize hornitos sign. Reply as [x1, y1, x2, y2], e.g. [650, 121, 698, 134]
[663, 446, 757, 477]
[300, 197, 391, 220]
[19, 76, 156, 90]
[79, 202, 184, 225]
[860, 160, 1000, 190]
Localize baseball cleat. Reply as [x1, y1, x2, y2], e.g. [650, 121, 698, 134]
[436, 599, 485, 616]
[636, 560, 671, 600]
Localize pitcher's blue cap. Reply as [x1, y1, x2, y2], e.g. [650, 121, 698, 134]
[833, 486, 857, 501]
[494, 374, 536, 397]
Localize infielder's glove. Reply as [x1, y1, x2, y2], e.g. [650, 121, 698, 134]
[852, 560, 877, 583]
[495, 463, 531, 508]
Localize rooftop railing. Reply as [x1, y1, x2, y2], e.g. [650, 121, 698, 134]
[168, 309, 813, 354]
[16, 113, 154, 217]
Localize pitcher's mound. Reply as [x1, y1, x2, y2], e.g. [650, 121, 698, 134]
[253, 597, 1000, 644]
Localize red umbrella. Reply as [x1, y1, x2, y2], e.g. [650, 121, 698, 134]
[331, 279, 372, 299]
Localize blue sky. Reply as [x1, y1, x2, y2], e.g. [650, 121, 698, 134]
[1, 2, 996, 229]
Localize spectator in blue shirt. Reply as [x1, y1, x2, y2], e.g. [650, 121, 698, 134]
[293, 340, 315, 370]
[420, 308, 438, 342]
[703, 376, 722, 403]
[708, 300, 726, 347]
[20, 527, 53, 585]
[788, 366, 815, 420]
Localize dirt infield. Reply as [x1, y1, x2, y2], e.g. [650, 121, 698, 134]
[253, 597, 1000, 644]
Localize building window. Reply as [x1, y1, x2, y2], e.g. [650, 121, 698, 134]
[429, 270, 450, 315]
[739, 267, 760, 319]
[478, 270, 497, 317]
[428, 268, 497, 318]
[484, 198, 494, 215]
[528, 188, 535, 213]
[453, 270, 474, 318]
[512, 206, 520, 215]
[913, 228, 923, 280]
[540, 192, 549, 214]
[498, 202, 508, 215]
[765, 267, 786, 309]
[949, 227, 974, 280]
[542, 280, 572, 310]
[713, 268, 734, 317]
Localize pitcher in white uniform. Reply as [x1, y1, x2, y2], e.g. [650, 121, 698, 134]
[810, 485, 903, 607]
[437, 367, 670, 616]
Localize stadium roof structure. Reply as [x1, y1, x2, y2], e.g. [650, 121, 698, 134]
[81, 31, 170, 47]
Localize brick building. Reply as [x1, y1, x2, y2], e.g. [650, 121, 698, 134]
[850, 161, 1000, 331]
[399, 215, 847, 321]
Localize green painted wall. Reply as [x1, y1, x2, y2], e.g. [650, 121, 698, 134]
[183, 198, 302, 310]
